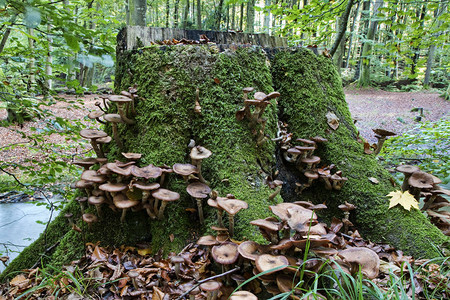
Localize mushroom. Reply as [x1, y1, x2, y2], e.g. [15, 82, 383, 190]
[173, 163, 198, 182]
[190, 146, 212, 183]
[152, 188, 180, 220]
[186, 182, 211, 224]
[74, 179, 94, 197]
[255, 254, 289, 275]
[338, 247, 380, 279]
[128, 270, 140, 290]
[131, 164, 162, 180]
[372, 129, 396, 155]
[82, 213, 98, 228]
[103, 114, 125, 149]
[72, 157, 98, 170]
[268, 180, 284, 201]
[107, 95, 135, 124]
[229, 291, 258, 300]
[88, 110, 106, 124]
[250, 218, 282, 243]
[199, 281, 222, 300]
[122, 152, 142, 162]
[395, 165, 420, 192]
[211, 242, 239, 275]
[301, 155, 321, 170]
[79, 129, 108, 158]
[76, 196, 88, 213]
[207, 196, 225, 227]
[408, 171, 434, 200]
[170, 256, 185, 279]
[338, 202, 356, 234]
[113, 193, 139, 222]
[158, 165, 173, 187]
[238, 241, 269, 261]
[88, 195, 106, 217]
[217, 198, 248, 237]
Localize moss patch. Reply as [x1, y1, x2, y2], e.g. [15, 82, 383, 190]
[272, 48, 448, 258]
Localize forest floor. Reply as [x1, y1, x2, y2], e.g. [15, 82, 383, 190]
[0, 88, 449, 167]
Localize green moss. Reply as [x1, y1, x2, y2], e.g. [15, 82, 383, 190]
[272, 48, 448, 258]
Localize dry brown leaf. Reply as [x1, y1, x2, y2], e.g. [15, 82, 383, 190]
[369, 177, 379, 184]
[152, 286, 165, 300]
[10, 274, 28, 289]
[117, 278, 128, 288]
[137, 248, 152, 256]
[364, 142, 373, 154]
[169, 234, 175, 242]
[326, 112, 339, 130]
[91, 246, 108, 262]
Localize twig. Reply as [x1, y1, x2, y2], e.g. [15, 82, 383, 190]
[31, 241, 60, 269]
[176, 267, 240, 300]
[0, 166, 26, 187]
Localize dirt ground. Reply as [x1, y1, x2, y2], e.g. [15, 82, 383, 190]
[0, 89, 449, 164]
[345, 88, 450, 143]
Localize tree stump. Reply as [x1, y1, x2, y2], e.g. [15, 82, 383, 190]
[1, 27, 447, 280]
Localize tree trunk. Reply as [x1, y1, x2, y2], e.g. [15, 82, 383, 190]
[166, 0, 170, 28]
[330, 0, 355, 58]
[2, 29, 446, 280]
[183, 0, 190, 28]
[174, 0, 180, 27]
[345, 0, 360, 69]
[264, 0, 271, 33]
[240, 3, 244, 31]
[359, 0, 383, 87]
[246, 0, 255, 32]
[410, 3, 427, 76]
[46, 22, 53, 91]
[214, 0, 224, 30]
[128, 0, 147, 26]
[424, 1, 445, 86]
[196, 0, 201, 29]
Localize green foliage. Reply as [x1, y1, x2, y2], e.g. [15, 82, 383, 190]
[382, 118, 450, 184]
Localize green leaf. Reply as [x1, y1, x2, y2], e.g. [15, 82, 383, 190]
[63, 33, 80, 52]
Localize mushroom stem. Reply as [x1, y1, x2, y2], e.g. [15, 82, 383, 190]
[228, 214, 235, 237]
[374, 137, 386, 155]
[192, 159, 206, 183]
[90, 140, 104, 158]
[343, 211, 350, 234]
[94, 204, 102, 218]
[158, 201, 168, 220]
[154, 197, 159, 215]
[144, 204, 157, 219]
[217, 209, 224, 227]
[197, 198, 204, 224]
[117, 104, 135, 124]
[283, 151, 296, 163]
[111, 123, 123, 150]
[120, 208, 128, 222]
[401, 174, 412, 192]
[269, 186, 282, 201]
[422, 194, 437, 211]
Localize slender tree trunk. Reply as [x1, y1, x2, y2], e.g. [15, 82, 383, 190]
[264, 0, 271, 33]
[330, 0, 355, 57]
[27, 28, 35, 91]
[410, 3, 427, 76]
[166, 0, 170, 28]
[345, 0, 360, 69]
[0, 15, 17, 55]
[129, 0, 147, 26]
[246, 0, 256, 32]
[359, 0, 383, 87]
[174, 0, 180, 27]
[46, 22, 53, 90]
[214, 0, 224, 30]
[196, 0, 201, 29]
[183, 0, 190, 28]
[240, 3, 244, 31]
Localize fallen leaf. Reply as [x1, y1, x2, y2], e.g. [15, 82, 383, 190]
[153, 286, 165, 300]
[185, 208, 197, 213]
[387, 190, 419, 211]
[368, 177, 379, 184]
[91, 246, 108, 262]
[169, 234, 175, 242]
[326, 112, 339, 130]
[137, 248, 152, 256]
[364, 142, 373, 154]
[214, 78, 220, 84]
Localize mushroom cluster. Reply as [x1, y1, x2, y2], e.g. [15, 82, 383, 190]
[196, 201, 382, 299]
[86, 86, 138, 150]
[207, 192, 248, 236]
[396, 164, 450, 235]
[281, 136, 347, 193]
[235, 87, 281, 145]
[72, 152, 181, 224]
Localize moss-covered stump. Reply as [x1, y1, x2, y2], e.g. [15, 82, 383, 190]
[272, 48, 448, 258]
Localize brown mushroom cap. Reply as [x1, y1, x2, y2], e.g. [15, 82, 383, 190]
[122, 152, 142, 160]
[338, 202, 356, 212]
[152, 188, 180, 202]
[243, 87, 255, 93]
[81, 170, 107, 183]
[270, 203, 317, 223]
[372, 129, 396, 137]
[199, 280, 222, 292]
[97, 136, 112, 144]
[301, 156, 321, 165]
[79, 129, 108, 140]
[107, 95, 132, 103]
[217, 198, 248, 215]
[197, 235, 220, 246]
[72, 158, 98, 169]
[104, 114, 124, 123]
[238, 241, 268, 261]
[186, 182, 211, 199]
[229, 291, 258, 300]
[310, 136, 328, 143]
[113, 193, 140, 209]
[338, 247, 380, 279]
[99, 182, 128, 193]
[132, 181, 160, 191]
[105, 162, 133, 177]
[131, 165, 162, 179]
[82, 213, 98, 224]
[304, 170, 319, 180]
[75, 180, 94, 189]
[190, 146, 212, 160]
[408, 171, 434, 189]
[396, 165, 420, 175]
[255, 254, 289, 275]
[88, 195, 105, 205]
[296, 138, 316, 146]
[88, 111, 104, 120]
[250, 218, 282, 232]
[173, 163, 198, 176]
[253, 91, 267, 101]
[211, 242, 239, 265]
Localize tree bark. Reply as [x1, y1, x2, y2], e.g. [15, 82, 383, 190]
[214, 0, 224, 30]
[246, 0, 255, 32]
[128, 0, 147, 26]
[330, 0, 355, 58]
[345, 0, 360, 69]
[183, 0, 190, 28]
[359, 0, 383, 87]
[196, 0, 201, 29]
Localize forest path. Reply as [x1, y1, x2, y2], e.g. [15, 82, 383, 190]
[345, 88, 450, 143]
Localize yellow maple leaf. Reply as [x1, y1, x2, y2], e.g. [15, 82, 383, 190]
[387, 190, 419, 211]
